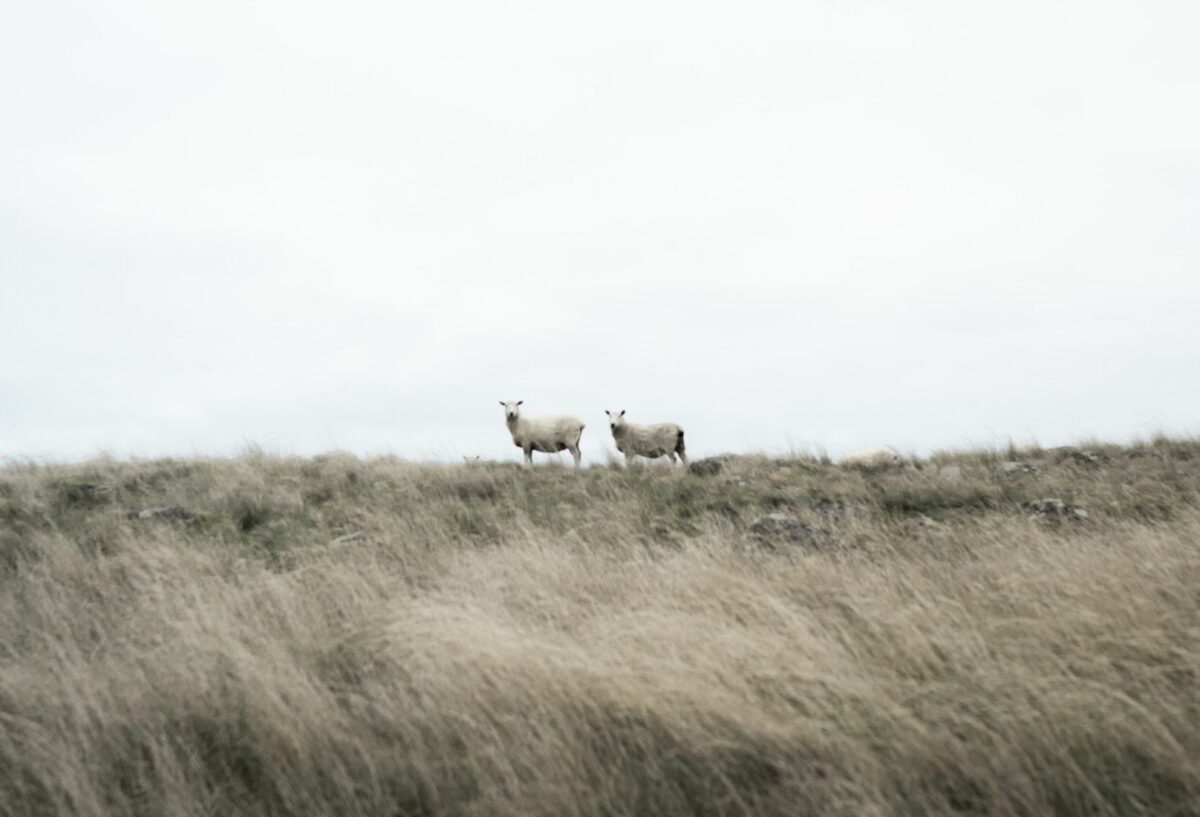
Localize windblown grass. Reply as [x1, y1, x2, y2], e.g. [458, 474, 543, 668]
[2, 438, 1198, 816]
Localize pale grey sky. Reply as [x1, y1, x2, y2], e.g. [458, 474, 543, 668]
[2, 0, 1198, 463]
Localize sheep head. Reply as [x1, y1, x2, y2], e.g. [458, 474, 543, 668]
[605, 409, 627, 433]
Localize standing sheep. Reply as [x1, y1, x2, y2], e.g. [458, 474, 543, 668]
[500, 401, 586, 468]
[606, 410, 687, 467]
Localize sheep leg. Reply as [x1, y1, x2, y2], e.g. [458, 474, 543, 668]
[523, 446, 534, 467]
[568, 444, 582, 469]
[625, 451, 636, 469]
[667, 452, 677, 465]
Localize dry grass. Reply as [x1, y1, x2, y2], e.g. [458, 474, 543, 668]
[1, 439, 1198, 816]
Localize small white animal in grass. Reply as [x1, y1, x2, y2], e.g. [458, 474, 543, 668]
[842, 447, 902, 468]
[499, 401, 586, 468]
[605, 410, 688, 467]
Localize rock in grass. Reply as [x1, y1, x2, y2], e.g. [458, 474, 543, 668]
[916, 514, 947, 530]
[1022, 498, 1089, 523]
[1047, 448, 1109, 467]
[744, 514, 838, 551]
[937, 465, 963, 483]
[812, 499, 871, 523]
[127, 505, 196, 521]
[62, 482, 112, 505]
[688, 455, 737, 477]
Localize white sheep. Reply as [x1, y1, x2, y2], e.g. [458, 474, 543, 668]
[500, 401, 586, 468]
[842, 447, 902, 468]
[605, 410, 688, 467]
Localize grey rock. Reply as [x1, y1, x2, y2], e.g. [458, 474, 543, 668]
[689, 455, 737, 477]
[1047, 447, 1109, 466]
[937, 465, 963, 483]
[1022, 497, 1089, 522]
[812, 499, 871, 523]
[744, 513, 838, 551]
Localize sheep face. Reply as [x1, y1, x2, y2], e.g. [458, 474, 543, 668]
[605, 410, 627, 435]
[499, 400, 524, 422]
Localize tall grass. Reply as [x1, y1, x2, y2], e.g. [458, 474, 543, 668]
[2, 439, 1198, 816]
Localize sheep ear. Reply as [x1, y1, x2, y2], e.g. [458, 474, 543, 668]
[620, 409, 626, 417]
[604, 410, 610, 416]
[517, 400, 523, 406]
[498, 401, 505, 406]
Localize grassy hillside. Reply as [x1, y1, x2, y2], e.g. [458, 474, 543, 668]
[2, 439, 1199, 817]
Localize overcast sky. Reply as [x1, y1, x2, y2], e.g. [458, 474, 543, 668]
[2, 0, 1198, 464]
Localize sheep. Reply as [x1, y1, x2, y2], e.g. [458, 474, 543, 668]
[500, 401, 586, 468]
[605, 409, 687, 467]
[842, 447, 902, 468]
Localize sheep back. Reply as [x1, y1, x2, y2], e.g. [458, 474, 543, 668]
[842, 447, 901, 467]
[613, 423, 684, 458]
[510, 416, 586, 452]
